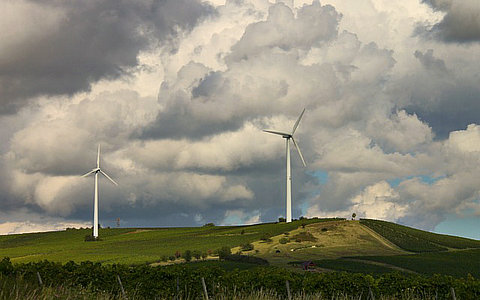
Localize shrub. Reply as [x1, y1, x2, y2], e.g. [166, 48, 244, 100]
[183, 250, 192, 262]
[241, 243, 254, 251]
[278, 217, 286, 222]
[203, 223, 215, 227]
[84, 235, 102, 242]
[260, 233, 272, 242]
[218, 246, 231, 260]
[321, 227, 328, 232]
[224, 254, 269, 265]
[192, 250, 201, 260]
[168, 256, 175, 261]
[279, 237, 289, 244]
[292, 232, 317, 242]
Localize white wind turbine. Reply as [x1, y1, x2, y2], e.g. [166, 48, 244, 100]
[264, 109, 306, 223]
[81, 145, 118, 239]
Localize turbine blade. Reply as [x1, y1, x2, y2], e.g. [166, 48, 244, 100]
[291, 137, 306, 167]
[263, 130, 291, 137]
[97, 144, 101, 168]
[100, 170, 118, 186]
[81, 170, 95, 177]
[291, 108, 306, 135]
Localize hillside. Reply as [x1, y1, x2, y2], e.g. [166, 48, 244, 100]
[0, 218, 336, 264]
[0, 218, 479, 277]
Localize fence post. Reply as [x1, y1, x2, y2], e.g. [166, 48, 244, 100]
[117, 275, 128, 300]
[201, 277, 209, 300]
[286, 280, 292, 300]
[176, 277, 180, 299]
[36, 272, 43, 286]
[450, 287, 456, 300]
[368, 286, 375, 300]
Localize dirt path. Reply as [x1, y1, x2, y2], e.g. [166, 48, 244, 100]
[343, 258, 418, 274]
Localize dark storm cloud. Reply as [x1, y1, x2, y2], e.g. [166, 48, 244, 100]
[405, 86, 480, 139]
[400, 49, 480, 139]
[420, 0, 480, 43]
[0, 0, 214, 114]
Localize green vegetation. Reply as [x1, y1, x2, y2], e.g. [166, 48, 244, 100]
[313, 259, 399, 275]
[1, 258, 479, 299]
[355, 248, 480, 277]
[360, 219, 480, 252]
[0, 219, 334, 264]
[241, 243, 254, 251]
[292, 231, 317, 242]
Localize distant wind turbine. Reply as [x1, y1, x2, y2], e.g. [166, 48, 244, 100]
[264, 109, 306, 223]
[81, 145, 118, 239]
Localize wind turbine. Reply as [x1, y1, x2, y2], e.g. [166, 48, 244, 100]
[81, 145, 118, 239]
[264, 108, 306, 223]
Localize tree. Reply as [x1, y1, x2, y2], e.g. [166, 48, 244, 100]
[352, 213, 357, 220]
[217, 246, 231, 260]
[183, 250, 192, 262]
[192, 250, 201, 260]
[278, 217, 286, 222]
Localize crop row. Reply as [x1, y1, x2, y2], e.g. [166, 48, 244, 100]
[360, 219, 480, 252]
[1, 257, 479, 299]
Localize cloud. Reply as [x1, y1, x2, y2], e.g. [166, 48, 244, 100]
[0, 0, 214, 114]
[421, 0, 480, 43]
[1, 0, 480, 235]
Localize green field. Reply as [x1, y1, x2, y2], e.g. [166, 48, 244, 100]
[0, 218, 336, 264]
[1, 217, 479, 279]
[360, 219, 480, 252]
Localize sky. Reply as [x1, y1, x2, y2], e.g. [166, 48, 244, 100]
[0, 0, 479, 239]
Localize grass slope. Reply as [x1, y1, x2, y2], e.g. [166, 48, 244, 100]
[360, 219, 480, 252]
[1, 218, 479, 278]
[0, 218, 334, 264]
[235, 220, 406, 267]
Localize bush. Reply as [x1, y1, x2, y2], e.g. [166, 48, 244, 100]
[218, 246, 231, 260]
[182, 250, 192, 262]
[260, 233, 272, 242]
[224, 254, 269, 265]
[192, 250, 201, 260]
[279, 237, 289, 244]
[241, 243, 254, 251]
[292, 232, 317, 242]
[321, 227, 328, 232]
[168, 256, 175, 261]
[84, 235, 102, 242]
[203, 223, 215, 227]
[278, 217, 286, 222]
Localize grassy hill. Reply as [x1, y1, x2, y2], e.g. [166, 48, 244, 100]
[0, 218, 337, 264]
[0, 218, 479, 277]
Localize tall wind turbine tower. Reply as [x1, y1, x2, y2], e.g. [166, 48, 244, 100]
[82, 145, 118, 239]
[264, 109, 306, 223]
